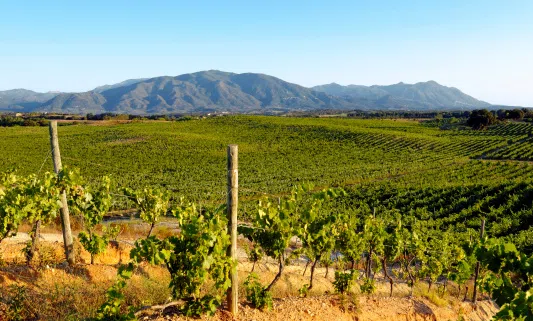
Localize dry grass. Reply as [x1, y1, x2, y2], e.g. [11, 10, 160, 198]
[0, 241, 339, 320]
[413, 284, 449, 307]
[0, 259, 171, 320]
[238, 261, 335, 299]
[0, 239, 494, 321]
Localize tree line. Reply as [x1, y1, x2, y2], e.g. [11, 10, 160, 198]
[467, 108, 533, 130]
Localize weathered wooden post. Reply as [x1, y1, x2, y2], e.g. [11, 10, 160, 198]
[226, 144, 238, 315]
[472, 218, 486, 304]
[49, 121, 75, 265]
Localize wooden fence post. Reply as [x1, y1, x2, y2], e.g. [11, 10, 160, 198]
[226, 145, 238, 316]
[49, 121, 76, 265]
[472, 218, 486, 304]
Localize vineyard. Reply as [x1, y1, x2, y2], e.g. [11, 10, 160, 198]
[1, 116, 533, 320]
[1, 117, 532, 199]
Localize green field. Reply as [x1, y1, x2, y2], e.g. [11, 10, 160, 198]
[1, 116, 533, 249]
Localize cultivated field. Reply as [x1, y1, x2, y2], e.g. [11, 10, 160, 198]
[1, 116, 532, 246]
[1, 116, 532, 320]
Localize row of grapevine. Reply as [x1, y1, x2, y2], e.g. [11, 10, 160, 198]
[443, 122, 533, 137]
[238, 186, 533, 321]
[481, 136, 533, 161]
[3, 169, 533, 320]
[2, 117, 531, 209]
[335, 179, 533, 251]
[0, 168, 235, 318]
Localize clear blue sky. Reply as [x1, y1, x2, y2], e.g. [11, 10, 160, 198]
[1, 0, 532, 106]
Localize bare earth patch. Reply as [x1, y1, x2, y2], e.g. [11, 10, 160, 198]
[0, 239, 497, 321]
[140, 295, 496, 321]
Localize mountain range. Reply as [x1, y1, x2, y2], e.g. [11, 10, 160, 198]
[312, 81, 491, 110]
[0, 70, 494, 114]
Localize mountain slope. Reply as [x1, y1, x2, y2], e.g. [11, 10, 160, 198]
[0, 89, 60, 111]
[313, 81, 491, 110]
[1, 72, 496, 114]
[48, 70, 360, 114]
[93, 78, 147, 93]
[312, 83, 388, 100]
[39, 92, 107, 114]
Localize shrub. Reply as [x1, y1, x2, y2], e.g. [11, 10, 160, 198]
[0, 284, 36, 321]
[129, 203, 234, 317]
[298, 284, 309, 297]
[333, 271, 355, 294]
[94, 264, 136, 321]
[243, 273, 273, 310]
[360, 277, 376, 294]
[37, 243, 60, 267]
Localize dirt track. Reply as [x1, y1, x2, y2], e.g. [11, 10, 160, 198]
[4, 232, 64, 244]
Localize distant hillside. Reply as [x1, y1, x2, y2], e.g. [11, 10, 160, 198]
[0, 89, 60, 111]
[0, 71, 497, 114]
[39, 71, 361, 114]
[93, 78, 147, 93]
[40, 92, 107, 114]
[313, 81, 491, 110]
[312, 83, 388, 100]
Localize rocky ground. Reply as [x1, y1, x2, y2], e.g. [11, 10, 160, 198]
[138, 294, 497, 321]
[1, 234, 498, 321]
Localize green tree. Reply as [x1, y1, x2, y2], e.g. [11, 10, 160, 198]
[506, 108, 525, 120]
[467, 109, 497, 129]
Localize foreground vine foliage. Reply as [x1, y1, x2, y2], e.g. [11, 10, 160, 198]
[69, 174, 115, 264]
[295, 187, 346, 291]
[0, 172, 59, 245]
[94, 264, 136, 321]
[4, 167, 533, 319]
[22, 172, 62, 263]
[128, 202, 234, 317]
[477, 238, 533, 320]
[123, 188, 171, 237]
[239, 185, 343, 296]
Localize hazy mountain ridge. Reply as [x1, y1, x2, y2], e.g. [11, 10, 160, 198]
[41, 71, 360, 114]
[41, 92, 107, 114]
[0, 89, 60, 110]
[1, 71, 495, 114]
[92, 78, 147, 93]
[312, 81, 491, 110]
